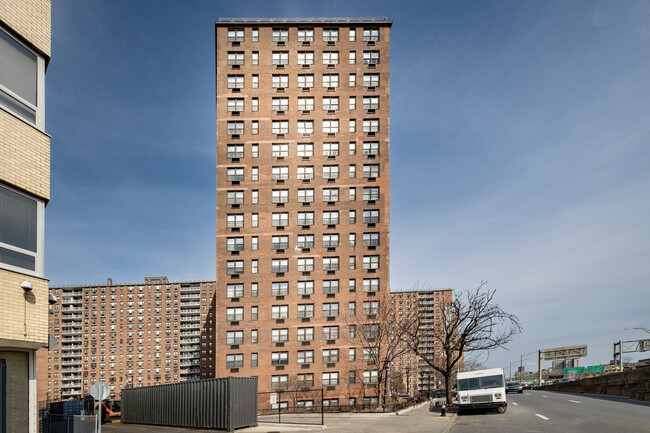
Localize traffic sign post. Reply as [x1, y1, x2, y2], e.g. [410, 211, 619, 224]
[90, 381, 110, 433]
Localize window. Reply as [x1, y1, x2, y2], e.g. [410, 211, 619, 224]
[297, 120, 314, 134]
[297, 303, 314, 318]
[363, 187, 380, 201]
[323, 257, 339, 272]
[271, 189, 288, 203]
[297, 327, 314, 342]
[298, 51, 314, 65]
[272, 28, 289, 42]
[252, 51, 259, 65]
[272, 305, 289, 319]
[272, 98, 289, 111]
[271, 236, 289, 250]
[349, 28, 356, 41]
[349, 165, 356, 178]
[297, 257, 314, 272]
[252, 143, 259, 157]
[323, 302, 339, 317]
[271, 167, 289, 180]
[271, 212, 289, 227]
[227, 121, 244, 135]
[349, 255, 356, 269]
[251, 213, 259, 227]
[363, 142, 379, 155]
[227, 52, 244, 65]
[297, 280, 314, 295]
[227, 99, 244, 112]
[227, 29, 244, 42]
[226, 214, 244, 228]
[297, 74, 314, 88]
[363, 51, 380, 64]
[227, 190, 244, 205]
[298, 28, 314, 42]
[322, 211, 339, 225]
[323, 97, 339, 111]
[323, 119, 339, 133]
[226, 354, 243, 368]
[349, 96, 356, 110]
[322, 372, 339, 386]
[363, 164, 380, 178]
[271, 258, 289, 273]
[363, 210, 380, 224]
[349, 302, 356, 316]
[252, 120, 259, 134]
[323, 349, 339, 363]
[271, 143, 289, 158]
[226, 331, 243, 345]
[323, 29, 339, 42]
[272, 51, 289, 65]
[226, 261, 244, 275]
[297, 189, 314, 203]
[349, 233, 356, 247]
[272, 121, 289, 134]
[322, 279, 339, 294]
[272, 75, 289, 88]
[363, 370, 379, 384]
[251, 352, 258, 367]
[323, 165, 339, 180]
[363, 28, 380, 42]
[349, 73, 356, 87]
[363, 256, 380, 270]
[363, 119, 379, 133]
[349, 119, 356, 133]
[323, 142, 339, 156]
[322, 234, 339, 248]
[363, 324, 379, 339]
[251, 306, 258, 320]
[226, 307, 243, 321]
[271, 375, 288, 390]
[251, 28, 259, 41]
[271, 352, 288, 365]
[349, 324, 356, 338]
[322, 188, 339, 203]
[227, 75, 244, 89]
[227, 145, 244, 158]
[349, 51, 356, 64]
[363, 301, 380, 316]
[297, 166, 314, 180]
[297, 97, 314, 111]
[271, 328, 289, 342]
[251, 259, 258, 274]
[297, 350, 314, 364]
[363, 232, 380, 246]
[323, 51, 339, 65]
[252, 75, 259, 88]
[322, 74, 339, 88]
[226, 238, 244, 252]
[297, 212, 314, 226]
[363, 74, 380, 87]
[0, 184, 44, 274]
[251, 282, 258, 296]
[227, 167, 244, 182]
[271, 282, 289, 297]
[363, 97, 379, 110]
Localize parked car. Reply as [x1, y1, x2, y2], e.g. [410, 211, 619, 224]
[431, 389, 457, 399]
[506, 382, 523, 393]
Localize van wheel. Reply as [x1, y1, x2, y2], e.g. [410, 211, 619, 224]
[496, 406, 506, 414]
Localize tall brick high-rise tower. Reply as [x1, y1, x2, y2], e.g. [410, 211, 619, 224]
[215, 18, 391, 406]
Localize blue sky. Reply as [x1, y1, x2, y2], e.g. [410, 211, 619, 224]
[46, 0, 650, 371]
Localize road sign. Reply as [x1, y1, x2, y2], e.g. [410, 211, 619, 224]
[587, 365, 605, 373]
[270, 393, 277, 404]
[90, 381, 110, 401]
[564, 367, 585, 374]
[541, 345, 587, 360]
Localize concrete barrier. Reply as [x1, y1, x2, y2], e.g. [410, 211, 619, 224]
[544, 368, 650, 401]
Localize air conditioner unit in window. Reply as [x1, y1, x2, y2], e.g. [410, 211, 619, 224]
[327, 64, 335, 68]
[367, 40, 376, 46]
[276, 110, 285, 115]
[327, 110, 336, 114]
[277, 87, 285, 92]
[232, 88, 241, 92]
[327, 87, 336, 92]
[327, 41, 336, 46]
[302, 41, 311, 46]
[302, 110, 311, 114]
[302, 87, 311, 91]
[368, 64, 376, 69]
[302, 64, 310, 69]
[276, 64, 285, 69]
[367, 109, 376, 114]
[232, 41, 241, 47]
[232, 65, 240, 70]
[277, 41, 286, 46]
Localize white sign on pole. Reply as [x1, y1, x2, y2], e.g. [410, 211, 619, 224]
[270, 393, 277, 405]
[90, 381, 110, 401]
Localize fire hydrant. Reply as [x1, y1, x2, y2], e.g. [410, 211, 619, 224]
[441, 404, 446, 417]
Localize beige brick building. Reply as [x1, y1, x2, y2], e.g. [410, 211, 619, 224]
[215, 18, 392, 407]
[36, 278, 217, 402]
[0, 1, 52, 432]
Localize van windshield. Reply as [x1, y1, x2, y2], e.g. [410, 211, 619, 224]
[458, 375, 504, 391]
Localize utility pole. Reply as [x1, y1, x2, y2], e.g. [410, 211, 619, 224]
[538, 350, 542, 385]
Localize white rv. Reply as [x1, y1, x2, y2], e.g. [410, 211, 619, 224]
[457, 368, 507, 413]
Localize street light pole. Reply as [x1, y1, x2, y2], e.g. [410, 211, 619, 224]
[625, 327, 650, 335]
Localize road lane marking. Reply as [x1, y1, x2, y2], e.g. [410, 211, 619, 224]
[512, 402, 518, 406]
[535, 414, 549, 420]
[569, 400, 581, 404]
[542, 395, 548, 398]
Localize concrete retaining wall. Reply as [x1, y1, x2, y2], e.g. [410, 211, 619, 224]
[545, 368, 650, 401]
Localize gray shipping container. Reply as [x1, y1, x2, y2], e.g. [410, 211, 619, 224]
[121, 377, 257, 431]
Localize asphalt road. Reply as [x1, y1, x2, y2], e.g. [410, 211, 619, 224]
[452, 390, 650, 433]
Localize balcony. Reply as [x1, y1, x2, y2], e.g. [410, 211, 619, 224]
[62, 297, 82, 305]
[180, 323, 201, 330]
[180, 293, 200, 300]
[61, 329, 82, 336]
[181, 301, 200, 307]
[180, 316, 200, 323]
[181, 309, 200, 315]
[180, 330, 200, 337]
[180, 345, 200, 352]
[180, 352, 200, 359]
[62, 314, 83, 320]
[61, 367, 81, 373]
[180, 285, 201, 293]
[180, 337, 200, 344]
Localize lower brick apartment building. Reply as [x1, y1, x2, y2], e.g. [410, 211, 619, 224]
[389, 288, 453, 396]
[36, 277, 216, 402]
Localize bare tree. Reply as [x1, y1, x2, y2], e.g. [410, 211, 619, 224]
[347, 300, 416, 409]
[405, 282, 521, 405]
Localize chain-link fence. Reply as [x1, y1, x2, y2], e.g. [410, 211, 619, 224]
[258, 388, 325, 425]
